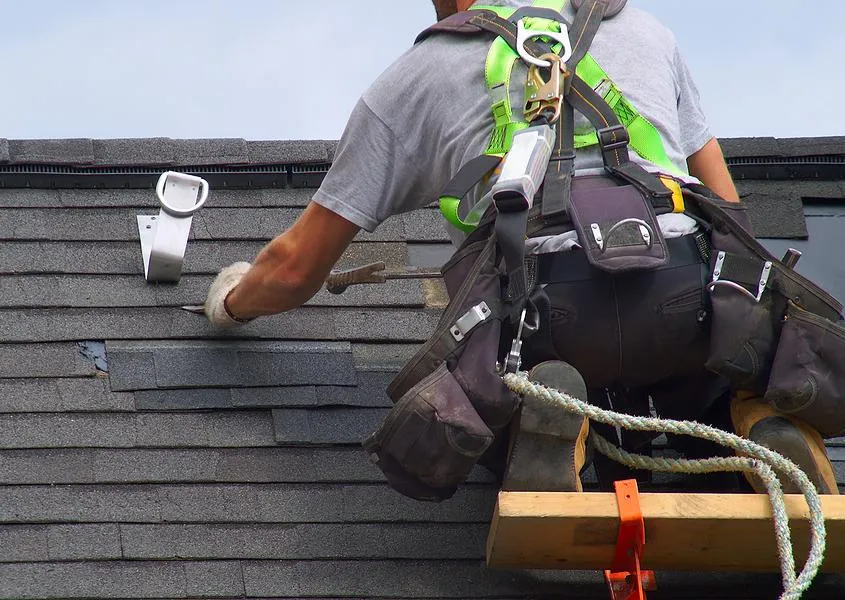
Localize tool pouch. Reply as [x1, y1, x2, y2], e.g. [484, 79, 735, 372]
[362, 362, 493, 501]
[365, 226, 520, 501]
[568, 181, 669, 274]
[765, 301, 845, 438]
[704, 252, 779, 393]
[683, 185, 845, 410]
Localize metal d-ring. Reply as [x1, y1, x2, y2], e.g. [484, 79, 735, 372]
[706, 280, 760, 303]
[596, 218, 655, 253]
[516, 20, 572, 68]
[155, 171, 209, 217]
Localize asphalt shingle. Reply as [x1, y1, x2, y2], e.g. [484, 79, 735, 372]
[106, 340, 355, 390]
[119, 523, 486, 560]
[92, 138, 176, 167]
[0, 240, 409, 275]
[0, 378, 133, 413]
[272, 407, 387, 445]
[0, 411, 276, 449]
[7, 138, 95, 165]
[0, 343, 100, 377]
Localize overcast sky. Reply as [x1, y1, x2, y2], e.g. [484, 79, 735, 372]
[0, 0, 841, 141]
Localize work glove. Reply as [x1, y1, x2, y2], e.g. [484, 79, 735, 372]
[204, 262, 254, 329]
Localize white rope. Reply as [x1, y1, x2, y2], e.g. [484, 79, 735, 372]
[503, 372, 826, 600]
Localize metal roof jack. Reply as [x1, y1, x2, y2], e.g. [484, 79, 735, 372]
[137, 171, 209, 283]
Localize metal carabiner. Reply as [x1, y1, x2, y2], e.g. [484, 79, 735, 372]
[524, 53, 566, 124]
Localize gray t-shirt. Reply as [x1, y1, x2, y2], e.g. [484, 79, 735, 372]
[313, 2, 712, 235]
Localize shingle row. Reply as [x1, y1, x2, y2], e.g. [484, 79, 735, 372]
[0, 483, 496, 523]
[0, 207, 447, 242]
[0, 139, 337, 167]
[0, 240, 425, 275]
[0, 307, 439, 343]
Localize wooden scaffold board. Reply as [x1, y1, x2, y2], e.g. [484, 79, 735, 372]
[487, 491, 845, 572]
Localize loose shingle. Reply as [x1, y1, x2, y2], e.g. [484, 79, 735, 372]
[272, 408, 387, 445]
[7, 138, 95, 165]
[106, 340, 355, 390]
[0, 343, 99, 377]
[135, 382, 392, 411]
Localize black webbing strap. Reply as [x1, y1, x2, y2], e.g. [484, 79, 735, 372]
[496, 209, 531, 316]
[416, 10, 548, 60]
[541, 0, 604, 217]
[566, 0, 606, 72]
[441, 154, 502, 202]
[540, 100, 575, 217]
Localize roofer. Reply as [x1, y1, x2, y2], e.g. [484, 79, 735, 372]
[202, 0, 842, 499]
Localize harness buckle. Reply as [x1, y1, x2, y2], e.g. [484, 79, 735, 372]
[597, 124, 630, 151]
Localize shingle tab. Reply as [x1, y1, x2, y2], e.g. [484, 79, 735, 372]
[172, 138, 249, 165]
[46, 524, 122, 560]
[0, 411, 276, 449]
[247, 140, 332, 164]
[272, 408, 387, 445]
[0, 307, 439, 343]
[0, 561, 187, 599]
[0, 484, 163, 522]
[7, 138, 95, 165]
[106, 340, 355, 390]
[0, 378, 133, 412]
[92, 138, 176, 167]
[0, 343, 99, 377]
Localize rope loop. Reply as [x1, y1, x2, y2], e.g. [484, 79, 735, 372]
[503, 371, 826, 600]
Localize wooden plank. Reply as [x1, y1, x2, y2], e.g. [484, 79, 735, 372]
[487, 491, 845, 572]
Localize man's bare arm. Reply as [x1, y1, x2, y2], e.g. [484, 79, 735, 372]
[687, 137, 739, 202]
[225, 202, 360, 319]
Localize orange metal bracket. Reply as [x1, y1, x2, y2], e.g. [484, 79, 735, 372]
[604, 479, 657, 600]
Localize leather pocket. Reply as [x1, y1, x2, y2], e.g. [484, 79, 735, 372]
[765, 301, 845, 438]
[363, 362, 493, 501]
[705, 284, 776, 391]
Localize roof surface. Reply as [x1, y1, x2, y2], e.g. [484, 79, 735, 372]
[0, 136, 843, 599]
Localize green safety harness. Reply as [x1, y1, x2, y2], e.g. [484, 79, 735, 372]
[417, 0, 686, 234]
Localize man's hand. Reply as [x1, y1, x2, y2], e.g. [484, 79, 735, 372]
[204, 262, 253, 329]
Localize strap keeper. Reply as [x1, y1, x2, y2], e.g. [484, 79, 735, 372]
[597, 124, 629, 151]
